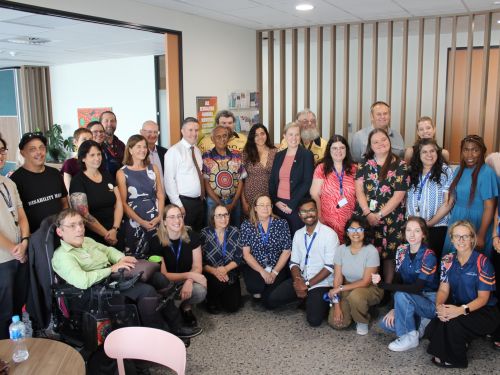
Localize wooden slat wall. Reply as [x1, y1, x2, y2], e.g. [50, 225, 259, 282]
[330, 26, 336, 136]
[317, 27, 323, 134]
[165, 34, 182, 144]
[256, 12, 500, 153]
[267, 31, 274, 143]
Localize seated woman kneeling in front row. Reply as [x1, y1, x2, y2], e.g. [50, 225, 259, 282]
[373, 216, 439, 352]
[328, 216, 383, 335]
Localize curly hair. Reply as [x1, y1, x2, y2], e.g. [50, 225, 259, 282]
[409, 138, 444, 189]
[343, 216, 373, 246]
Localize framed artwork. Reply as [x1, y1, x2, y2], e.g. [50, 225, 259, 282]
[77, 107, 112, 127]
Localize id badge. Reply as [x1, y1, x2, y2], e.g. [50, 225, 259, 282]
[265, 266, 272, 273]
[337, 197, 348, 208]
[369, 199, 377, 211]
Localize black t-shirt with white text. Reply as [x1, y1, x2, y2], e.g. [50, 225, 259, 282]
[10, 166, 67, 232]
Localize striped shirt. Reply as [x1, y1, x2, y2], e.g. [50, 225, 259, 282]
[406, 165, 453, 226]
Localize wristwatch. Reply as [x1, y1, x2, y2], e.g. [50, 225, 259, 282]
[305, 280, 310, 288]
[462, 305, 470, 315]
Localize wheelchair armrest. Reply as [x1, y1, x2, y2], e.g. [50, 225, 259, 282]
[106, 270, 144, 292]
[52, 283, 85, 298]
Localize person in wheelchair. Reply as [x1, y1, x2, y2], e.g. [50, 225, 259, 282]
[51, 208, 202, 339]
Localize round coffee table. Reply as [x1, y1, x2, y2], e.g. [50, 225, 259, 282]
[0, 337, 85, 374]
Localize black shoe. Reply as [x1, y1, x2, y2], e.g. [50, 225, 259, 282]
[206, 303, 221, 315]
[181, 309, 198, 327]
[172, 325, 203, 339]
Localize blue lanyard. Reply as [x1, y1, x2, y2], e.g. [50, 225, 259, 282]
[169, 240, 183, 271]
[213, 229, 227, 259]
[258, 218, 272, 247]
[333, 167, 345, 196]
[304, 232, 317, 266]
[369, 159, 380, 194]
[417, 171, 431, 202]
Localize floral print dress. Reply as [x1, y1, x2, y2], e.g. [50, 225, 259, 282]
[355, 158, 409, 260]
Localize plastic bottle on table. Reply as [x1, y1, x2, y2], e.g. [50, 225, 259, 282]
[9, 315, 29, 363]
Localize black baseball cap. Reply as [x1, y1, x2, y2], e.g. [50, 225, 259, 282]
[19, 132, 47, 150]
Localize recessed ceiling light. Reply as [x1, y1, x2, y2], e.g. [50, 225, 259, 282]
[296, 4, 314, 11]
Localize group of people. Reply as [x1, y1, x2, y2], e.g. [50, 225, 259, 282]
[1, 104, 499, 369]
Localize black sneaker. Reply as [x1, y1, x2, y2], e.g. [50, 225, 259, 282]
[181, 309, 198, 327]
[172, 325, 203, 339]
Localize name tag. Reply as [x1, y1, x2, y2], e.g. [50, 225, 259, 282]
[369, 199, 378, 211]
[337, 197, 348, 208]
[265, 266, 272, 273]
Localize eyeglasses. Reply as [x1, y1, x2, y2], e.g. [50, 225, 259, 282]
[451, 234, 472, 242]
[214, 213, 230, 219]
[299, 208, 317, 215]
[166, 214, 184, 220]
[347, 227, 365, 233]
[0, 148, 8, 155]
[59, 222, 85, 230]
[299, 119, 316, 124]
[142, 130, 160, 135]
[255, 204, 273, 208]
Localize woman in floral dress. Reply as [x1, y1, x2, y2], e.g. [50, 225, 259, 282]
[355, 129, 409, 283]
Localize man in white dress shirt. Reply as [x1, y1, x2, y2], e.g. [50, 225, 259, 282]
[266, 198, 339, 326]
[164, 117, 205, 231]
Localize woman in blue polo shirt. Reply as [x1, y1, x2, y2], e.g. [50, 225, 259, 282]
[426, 221, 499, 368]
[372, 217, 439, 351]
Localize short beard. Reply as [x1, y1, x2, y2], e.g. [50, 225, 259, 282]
[301, 128, 320, 142]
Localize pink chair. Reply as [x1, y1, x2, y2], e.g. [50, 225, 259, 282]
[104, 326, 186, 375]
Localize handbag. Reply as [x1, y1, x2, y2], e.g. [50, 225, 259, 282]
[112, 259, 160, 283]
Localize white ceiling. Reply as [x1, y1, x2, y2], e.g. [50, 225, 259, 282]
[135, 0, 500, 30]
[0, 1, 499, 69]
[0, 8, 165, 69]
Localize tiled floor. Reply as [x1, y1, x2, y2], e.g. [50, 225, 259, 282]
[151, 298, 500, 375]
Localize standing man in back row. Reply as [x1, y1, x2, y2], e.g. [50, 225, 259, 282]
[141, 120, 167, 195]
[100, 111, 125, 176]
[350, 101, 405, 163]
[198, 110, 247, 154]
[164, 117, 205, 232]
[280, 109, 327, 164]
[10, 132, 68, 233]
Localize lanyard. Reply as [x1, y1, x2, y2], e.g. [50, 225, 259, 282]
[417, 171, 431, 202]
[169, 240, 183, 271]
[369, 159, 380, 195]
[258, 218, 272, 247]
[0, 183, 17, 225]
[333, 167, 345, 196]
[213, 229, 227, 259]
[304, 232, 318, 266]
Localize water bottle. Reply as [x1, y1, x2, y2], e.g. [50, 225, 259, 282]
[9, 315, 29, 363]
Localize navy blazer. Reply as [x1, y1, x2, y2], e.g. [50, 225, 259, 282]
[157, 145, 168, 172]
[269, 146, 314, 210]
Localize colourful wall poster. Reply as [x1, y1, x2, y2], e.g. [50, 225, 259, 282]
[196, 96, 217, 136]
[77, 107, 112, 127]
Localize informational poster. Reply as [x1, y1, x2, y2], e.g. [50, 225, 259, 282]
[196, 96, 217, 136]
[77, 107, 112, 127]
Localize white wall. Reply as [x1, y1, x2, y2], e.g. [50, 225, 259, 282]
[50, 55, 156, 141]
[17, 0, 257, 145]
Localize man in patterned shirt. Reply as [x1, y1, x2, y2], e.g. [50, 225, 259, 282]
[202, 126, 247, 227]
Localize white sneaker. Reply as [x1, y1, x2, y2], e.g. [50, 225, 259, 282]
[418, 318, 430, 339]
[388, 331, 419, 352]
[356, 322, 369, 335]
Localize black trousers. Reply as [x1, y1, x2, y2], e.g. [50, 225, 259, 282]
[272, 198, 303, 237]
[0, 260, 28, 339]
[426, 306, 500, 367]
[180, 196, 204, 233]
[266, 277, 330, 326]
[204, 272, 242, 312]
[241, 265, 290, 309]
[428, 226, 447, 261]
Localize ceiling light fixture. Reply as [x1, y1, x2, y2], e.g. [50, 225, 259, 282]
[9, 51, 17, 56]
[296, 4, 314, 11]
[6, 36, 51, 45]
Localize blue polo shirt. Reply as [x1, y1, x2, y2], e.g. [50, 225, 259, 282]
[440, 251, 497, 306]
[395, 244, 439, 291]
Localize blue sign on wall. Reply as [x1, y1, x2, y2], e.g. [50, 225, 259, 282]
[0, 69, 17, 116]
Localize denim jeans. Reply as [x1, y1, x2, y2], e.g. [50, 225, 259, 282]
[206, 196, 241, 227]
[379, 291, 436, 337]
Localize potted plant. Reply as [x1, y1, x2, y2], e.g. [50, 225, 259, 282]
[45, 124, 68, 163]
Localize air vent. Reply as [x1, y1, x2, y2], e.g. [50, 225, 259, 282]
[6, 36, 52, 45]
